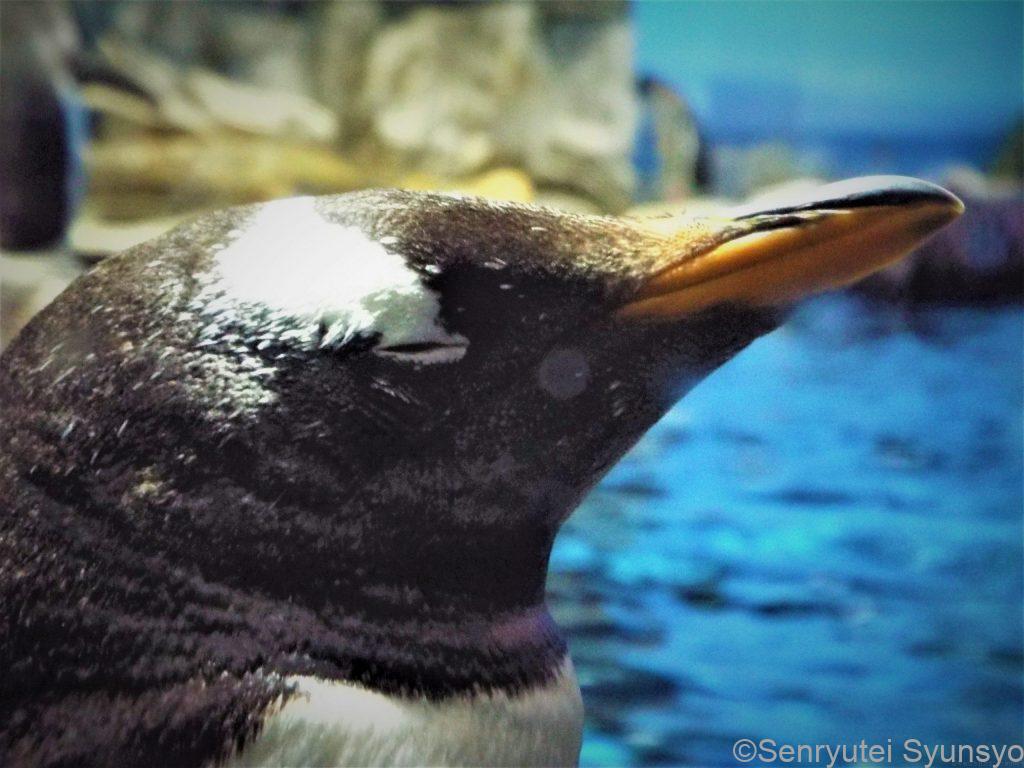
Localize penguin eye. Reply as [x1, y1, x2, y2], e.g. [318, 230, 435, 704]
[376, 342, 450, 354]
[375, 340, 469, 365]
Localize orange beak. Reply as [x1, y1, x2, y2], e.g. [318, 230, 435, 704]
[619, 176, 964, 320]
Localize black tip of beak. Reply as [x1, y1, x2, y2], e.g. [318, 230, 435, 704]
[735, 175, 965, 220]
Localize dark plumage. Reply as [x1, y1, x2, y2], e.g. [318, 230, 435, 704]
[0, 181, 961, 766]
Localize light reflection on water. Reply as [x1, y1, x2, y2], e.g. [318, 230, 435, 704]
[550, 295, 1024, 767]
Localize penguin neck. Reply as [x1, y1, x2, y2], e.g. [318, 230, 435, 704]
[296, 588, 569, 698]
[202, 503, 569, 696]
[293, 532, 569, 696]
[59, 484, 569, 697]
[322, 601, 563, 661]
[55, 434, 571, 694]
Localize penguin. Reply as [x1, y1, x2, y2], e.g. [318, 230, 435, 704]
[0, 177, 961, 767]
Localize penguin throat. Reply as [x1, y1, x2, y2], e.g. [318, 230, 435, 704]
[286, 602, 570, 699]
[340, 603, 559, 648]
[252, 522, 568, 696]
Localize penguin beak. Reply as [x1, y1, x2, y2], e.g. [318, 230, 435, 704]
[618, 176, 964, 320]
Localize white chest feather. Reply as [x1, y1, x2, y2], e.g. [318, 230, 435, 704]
[226, 659, 583, 768]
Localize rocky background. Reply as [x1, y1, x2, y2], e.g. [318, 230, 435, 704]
[2, 0, 1021, 346]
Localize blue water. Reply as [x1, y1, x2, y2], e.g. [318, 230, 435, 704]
[549, 296, 1024, 767]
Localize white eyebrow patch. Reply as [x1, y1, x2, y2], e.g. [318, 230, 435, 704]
[197, 196, 466, 361]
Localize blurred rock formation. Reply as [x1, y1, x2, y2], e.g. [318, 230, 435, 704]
[69, 0, 637, 247]
[321, 1, 638, 211]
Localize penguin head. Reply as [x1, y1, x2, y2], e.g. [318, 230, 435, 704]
[183, 179, 963, 486]
[136, 178, 956, 609]
[2, 178, 961, 621]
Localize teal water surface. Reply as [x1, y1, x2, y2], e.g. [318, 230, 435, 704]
[550, 296, 1024, 767]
